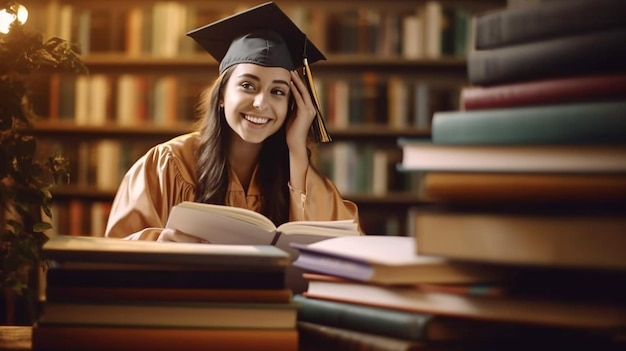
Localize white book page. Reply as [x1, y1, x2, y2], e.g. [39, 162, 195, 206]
[176, 201, 276, 230]
[165, 203, 276, 245]
[277, 220, 358, 236]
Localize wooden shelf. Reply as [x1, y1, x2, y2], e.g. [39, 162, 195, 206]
[67, 54, 469, 79]
[31, 121, 430, 142]
[30, 121, 194, 141]
[52, 186, 117, 202]
[345, 192, 430, 208]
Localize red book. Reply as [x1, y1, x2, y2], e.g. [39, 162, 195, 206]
[32, 326, 297, 351]
[461, 74, 626, 110]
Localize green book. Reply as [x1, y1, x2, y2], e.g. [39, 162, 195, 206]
[294, 295, 578, 343]
[432, 100, 626, 145]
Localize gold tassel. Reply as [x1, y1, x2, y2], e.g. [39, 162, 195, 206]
[303, 57, 332, 143]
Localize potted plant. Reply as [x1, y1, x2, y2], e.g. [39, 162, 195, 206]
[1, 2, 85, 324]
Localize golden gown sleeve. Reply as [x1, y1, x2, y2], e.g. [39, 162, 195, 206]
[288, 166, 363, 233]
[105, 134, 198, 240]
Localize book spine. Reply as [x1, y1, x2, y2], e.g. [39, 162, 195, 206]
[460, 74, 626, 110]
[468, 28, 626, 85]
[294, 295, 431, 341]
[475, 0, 626, 49]
[432, 100, 626, 144]
[298, 321, 424, 351]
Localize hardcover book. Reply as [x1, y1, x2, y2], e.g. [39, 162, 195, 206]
[421, 173, 626, 204]
[411, 205, 626, 270]
[291, 235, 503, 284]
[32, 326, 298, 351]
[42, 235, 290, 268]
[294, 294, 544, 342]
[431, 100, 626, 145]
[165, 201, 360, 257]
[303, 273, 626, 329]
[468, 27, 626, 85]
[460, 74, 626, 110]
[397, 140, 626, 173]
[474, 0, 626, 49]
[38, 301, 297, 329]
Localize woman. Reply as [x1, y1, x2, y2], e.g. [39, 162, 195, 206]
[105, 2, 360, 242]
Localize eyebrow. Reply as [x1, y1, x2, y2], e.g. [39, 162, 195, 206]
[237, 73, 290, 87]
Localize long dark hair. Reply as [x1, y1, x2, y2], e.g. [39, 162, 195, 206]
[194, 66, 291, 226]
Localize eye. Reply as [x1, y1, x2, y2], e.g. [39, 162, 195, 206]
[241, 82, 255, 90]
[272, 88, 287, 96]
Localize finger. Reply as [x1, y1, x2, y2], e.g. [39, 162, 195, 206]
[290, 71, 316, 119]
[290, 71, 315, 107]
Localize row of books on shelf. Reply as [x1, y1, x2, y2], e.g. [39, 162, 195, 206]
[44, 73, 205, 126]
[39, 136, 425, 196]
[316, 142, 423, 196]
[49, 200, 112, 238]
[38, 139, 152, 191]
[42, 72, 458, 129]
[43, 1, 473, 59]
[49, 195, 411, 239]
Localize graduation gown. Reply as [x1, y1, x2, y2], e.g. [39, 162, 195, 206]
[105, 132, 360, 240]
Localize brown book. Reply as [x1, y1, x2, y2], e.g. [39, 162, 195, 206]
[411, 206, 626, 270]
[32, 326, 297, 351]
[421, 173, 626, 204]
[37, 301, 297, 329]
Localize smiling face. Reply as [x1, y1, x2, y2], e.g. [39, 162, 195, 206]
[222, 63, 291, 144]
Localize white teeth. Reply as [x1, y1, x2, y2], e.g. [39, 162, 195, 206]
[244, 115, 270, 124]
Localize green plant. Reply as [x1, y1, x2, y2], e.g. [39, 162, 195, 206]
[1, 6, 85, 303]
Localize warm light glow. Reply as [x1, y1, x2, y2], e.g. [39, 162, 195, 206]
[0, 4, 28, 34]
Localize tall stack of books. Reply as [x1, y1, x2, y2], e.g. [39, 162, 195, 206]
[393, 0, 626, 349]
[32, 235, 298, 351]
[290, 236, 621, 350]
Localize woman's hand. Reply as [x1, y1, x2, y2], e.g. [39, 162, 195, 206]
[286, 70, 316, 152]
[157, 228, 210, 243]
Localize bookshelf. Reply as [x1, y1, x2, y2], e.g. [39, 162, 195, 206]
[24, 0, 505, 236]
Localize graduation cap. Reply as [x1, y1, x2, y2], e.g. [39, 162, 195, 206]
[186, 1, 332, 142]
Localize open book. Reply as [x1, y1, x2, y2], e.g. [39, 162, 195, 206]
[165, 201, 360, 256]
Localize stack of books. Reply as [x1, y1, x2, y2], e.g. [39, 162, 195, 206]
[399, 0, 626, 270]
[32, 235, 298, 351]
[394, 0, 626, 349]
[290, 236, 620, 350]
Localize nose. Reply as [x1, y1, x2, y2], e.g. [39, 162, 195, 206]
[253, 92, 267, 110]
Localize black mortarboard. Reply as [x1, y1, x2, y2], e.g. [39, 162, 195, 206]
[186, 2, 332, 142]
[186, 1, 326, 73]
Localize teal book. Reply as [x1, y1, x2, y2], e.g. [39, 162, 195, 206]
[298, 321, 425, 351]
[432, 100, 626, 145]
[295, 295, 598, 344]
[294, 294, 514, 342]
[295, 294, 435, 341]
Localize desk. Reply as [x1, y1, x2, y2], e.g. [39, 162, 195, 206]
[0, 327, 30, 351]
